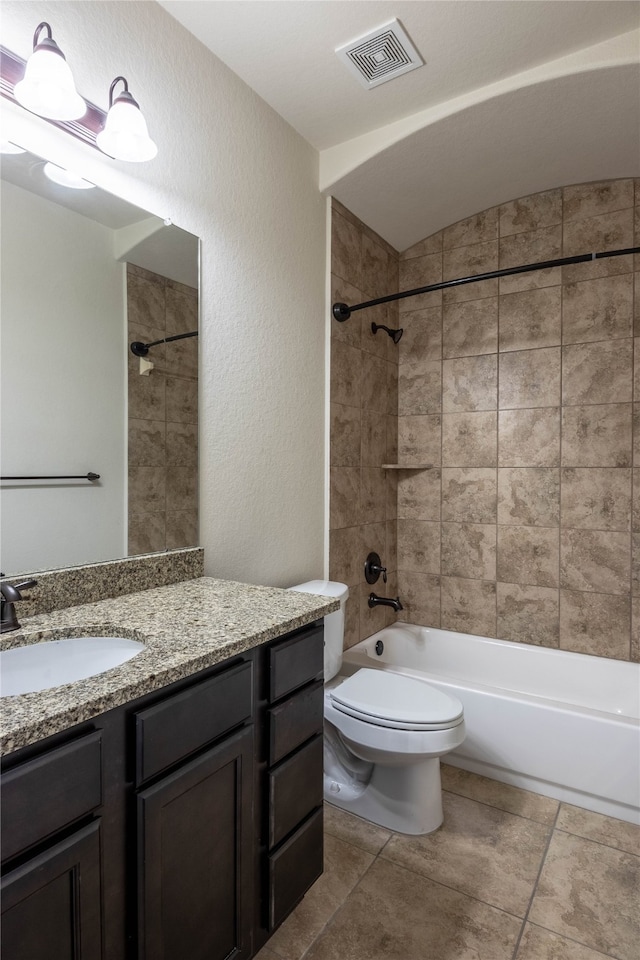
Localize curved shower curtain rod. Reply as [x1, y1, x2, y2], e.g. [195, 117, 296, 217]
[332, 247, 640, 322]
[130, 330, 198, 356]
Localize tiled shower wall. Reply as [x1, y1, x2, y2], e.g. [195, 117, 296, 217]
[330, 200, 400, 648]
[127, 264, 199, 556]
[331, 180, 640, 662]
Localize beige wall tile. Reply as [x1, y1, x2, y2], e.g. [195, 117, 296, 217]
[634, 404, 640, 461]
[562, 339, 633, 406]
[441, 576, 497, 636]
[400, 231, 443, 259]
[386, 517, 398, 573]
[560, 529, 630, 594]
[499, 348, 561, 409]
[499, 287, 561, 352]
[128, 511, 166, 555]
[397, 307, 442, 364]
[386, 414, 398, 464]
[563, 208, 634, 257]
[443, 207, 499, 249]
[397, 468, 441, 520]
[360, 521, 387, 573]
[165, 285, 197, 336]
[397, 570, 441, 626]
[497, 582, 559, 647]
[563, 180, 634, 222]
[442, 411, 497, 466]
[499, 189, 562, 237]
[361, 353, 388, 414]
[128, 368, 166, 421]
[330, 403, 361, 467]
[359, 581, 391, 638]
[442, 522, 496, 580]
[562, 274, 633, 344]
[329, 527, 361, 586]
[498, 468, 560, 526]
[632, 532, 640, 597]
[361, 234, 389, 299]
[497, 525, 559, 588]
[443, 239, 498, 281]
[561, 404, 632, 467]
[360, 468, 386, 524]
[443, 277, 498, 304]
[331, 274, 363, 348]
[127, 273, 166, 330]
[361, 303, 390, 360]
[165, 376, 198, 424]
[399, 252, 442, 290]
[166, 465, 198, 513]
[331, 210, 362, 286]
[499, 265, 561, 294]
[442, 468, 497, 523]
[165, 420, 197, 469]
[499, 225, 562, 269]
[635, 273, 640, 336]
[633, 597, 640, 661]
[442, 354, 497, 412]
[360, 408, 386, 467]
[559, 590, 630, 659]
[330, 339, 362, 409]
[129, 419, 165, 466]
[498, 408, 561, 467]
[634, 339, 640, 400]
[398, 415, 442, 464]
[560, 467, 631, 531]
[166, 510, 198, 550]
[343, 591, 360, 648]
[562, 252, 633, 285]
[442, 297, 498, 358]
[329, 467, 360, 529]
[398, 362, 442, 415]
[397, 519, 441, 574]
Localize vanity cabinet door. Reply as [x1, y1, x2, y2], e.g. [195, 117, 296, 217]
[1, 820, 102, 960]
[137, 726, 254, 960]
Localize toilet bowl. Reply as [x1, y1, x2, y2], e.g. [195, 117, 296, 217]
[289, 580, 465, 835]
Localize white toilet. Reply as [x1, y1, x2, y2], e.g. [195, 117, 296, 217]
[289, 580, 465, 835]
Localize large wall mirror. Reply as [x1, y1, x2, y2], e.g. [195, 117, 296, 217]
[0, 148, 199, 577]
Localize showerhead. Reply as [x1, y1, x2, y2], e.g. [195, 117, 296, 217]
[371, 322, 403, 344]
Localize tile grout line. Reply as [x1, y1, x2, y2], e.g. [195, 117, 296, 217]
[509, 801, 562, 960]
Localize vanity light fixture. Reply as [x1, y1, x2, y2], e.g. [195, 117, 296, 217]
[13, 22, 86, 121]
[96, 76, 157, 163]
[43, 161, 95, 190]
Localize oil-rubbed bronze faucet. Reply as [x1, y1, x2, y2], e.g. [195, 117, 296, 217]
[368, 592, 403, 612]
[0, 579, 38, 633]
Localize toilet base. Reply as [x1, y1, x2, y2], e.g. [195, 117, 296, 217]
[324, 755, 444, 835]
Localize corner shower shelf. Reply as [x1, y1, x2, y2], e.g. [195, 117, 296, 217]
[381, 464, 434, 470]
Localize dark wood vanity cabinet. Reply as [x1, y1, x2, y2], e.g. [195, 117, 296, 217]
[0, 620, 325, 960]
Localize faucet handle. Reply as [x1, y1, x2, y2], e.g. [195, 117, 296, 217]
[364, 552, 387, 585]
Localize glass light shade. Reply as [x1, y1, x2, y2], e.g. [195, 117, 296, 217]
[96, 97, 157, 163]
[43, 162, 95, 190]
[14, 47, 86, 121]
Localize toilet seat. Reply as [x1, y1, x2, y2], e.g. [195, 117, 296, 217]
[329, 668, 463, 731]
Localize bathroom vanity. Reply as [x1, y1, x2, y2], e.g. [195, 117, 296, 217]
[0, 577, 336, 960]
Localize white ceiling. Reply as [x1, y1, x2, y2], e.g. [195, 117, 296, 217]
[159, 1, 640, 250]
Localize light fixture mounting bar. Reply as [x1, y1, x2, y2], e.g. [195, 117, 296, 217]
[0, 44, 106, 149]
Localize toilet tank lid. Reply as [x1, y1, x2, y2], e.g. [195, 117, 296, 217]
[288, 580, 349, 600]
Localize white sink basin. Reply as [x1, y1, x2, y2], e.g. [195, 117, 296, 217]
[0, 636, 145, 697]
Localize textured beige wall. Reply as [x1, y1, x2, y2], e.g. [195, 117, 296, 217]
[127, 264, 198, 556]
[329, 200, 400, 648]
[331, 179, 640, 662]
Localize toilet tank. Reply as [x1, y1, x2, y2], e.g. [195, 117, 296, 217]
[288, 580, 349, 682]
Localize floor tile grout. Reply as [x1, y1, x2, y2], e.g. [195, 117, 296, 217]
[510, 803, 562, 960]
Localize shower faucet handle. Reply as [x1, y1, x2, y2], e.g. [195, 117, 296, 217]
[364, 552, 387, 585]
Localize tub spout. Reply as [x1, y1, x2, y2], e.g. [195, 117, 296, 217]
[368, 592, 403, 612]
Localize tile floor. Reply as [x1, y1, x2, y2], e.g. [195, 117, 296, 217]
[256, 764, 640, 960]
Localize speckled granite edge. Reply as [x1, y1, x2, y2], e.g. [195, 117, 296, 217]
[0, 548, 204, 618]
[0, 576, 338, 755]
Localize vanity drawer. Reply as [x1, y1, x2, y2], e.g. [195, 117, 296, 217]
[268, 806, 323, 930]
[1, 730, 102, 863]
[269, 735, 323, 849]
[135, 659, 253, 785]
[269, 622, 324, 703]
[268, 680, 323, 765]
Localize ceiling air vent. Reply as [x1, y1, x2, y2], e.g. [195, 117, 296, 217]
[336, 19, 424, 89]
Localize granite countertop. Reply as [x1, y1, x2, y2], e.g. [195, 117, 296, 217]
[0, 577, 338, 756]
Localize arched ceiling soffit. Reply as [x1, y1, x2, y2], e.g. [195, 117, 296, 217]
[323, 32, 640, 252]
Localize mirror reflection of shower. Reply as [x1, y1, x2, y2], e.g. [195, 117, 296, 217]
[371, 321, 403, 344]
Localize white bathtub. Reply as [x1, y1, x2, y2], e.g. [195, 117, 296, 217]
[343, 623, 640, 825]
